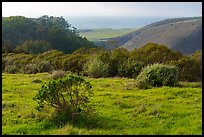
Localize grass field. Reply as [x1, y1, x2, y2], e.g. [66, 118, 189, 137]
[2, 73, 202, 135]
[79, 28, 136, 41]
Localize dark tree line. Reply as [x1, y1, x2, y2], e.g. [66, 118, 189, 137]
[2, 15, 96, 54]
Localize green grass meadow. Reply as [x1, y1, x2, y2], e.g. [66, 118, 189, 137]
[2, 73, 202, 135]
[79, 28, 136, 41]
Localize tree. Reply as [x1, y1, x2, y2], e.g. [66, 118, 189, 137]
[168, 56, 202, 82]
[2, 15, 96, 53]
[129, 43, 183, 65]
[15, 40, 53, 54]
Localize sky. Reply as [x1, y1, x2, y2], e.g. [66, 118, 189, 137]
[2, 2, 202, 18]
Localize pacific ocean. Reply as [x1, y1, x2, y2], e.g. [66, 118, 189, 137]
[65, 16, 169, 29]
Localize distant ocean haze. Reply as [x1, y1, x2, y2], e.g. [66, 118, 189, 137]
[65, 16, 168, 29]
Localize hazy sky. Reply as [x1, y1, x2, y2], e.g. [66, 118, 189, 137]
[2, 2, 202, 18]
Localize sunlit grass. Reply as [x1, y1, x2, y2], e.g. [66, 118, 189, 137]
[2, 73, 202, 135]
[79, 28, 136, 41]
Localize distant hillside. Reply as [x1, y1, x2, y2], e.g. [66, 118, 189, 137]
[105, 17, 202, 54]
[2, 15, 96, 54]
[78, 28, 136, 41]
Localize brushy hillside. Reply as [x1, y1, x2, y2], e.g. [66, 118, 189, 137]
[103, 17, 202, 54]
[2, 73, 202, 135]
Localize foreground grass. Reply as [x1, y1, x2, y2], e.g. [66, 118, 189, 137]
[79, 28, 136, 41]
[2, 73, 202, 135]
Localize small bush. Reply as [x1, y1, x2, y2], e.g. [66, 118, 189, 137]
[118, 60, 144, 78]
[4, 64, 19, 74]
[37, 60, 53, 73]
[33, 74, 93, 122]
[136, 63, 178, 89]
[24, 63, 38, 74]
[136, 76, 151, 89]
[85, 57, 109, 78]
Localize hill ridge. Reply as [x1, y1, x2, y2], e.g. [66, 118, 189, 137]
[105, 16, 202, 54]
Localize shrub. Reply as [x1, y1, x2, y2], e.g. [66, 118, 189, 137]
[136, 63, 178, 88]
[168, 56, 202, 82]
[3, 53, 35, 73]
[135, 76, 150, 89]
[33, 74, 93, 121]
[4, 64, 19, 74]
[36, 60, 53, 73]
[24, 63, 38, 74]
[84, 57, 110, 78]
[62, 54, 88, 75]
[118, 60, 144, 78]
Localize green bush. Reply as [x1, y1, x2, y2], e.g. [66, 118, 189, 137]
[84, 57, 110, 78]
[62, 54, 88, 75]
[136, 63, 178, 88]
[168, 56, 202, 82]
[37, 60, 53, 73]
[2, 53, 34, 73]
[135, 76, 150, 89]
[4, 64, 19, 74]
[24, 63, 38, 74]
[118, 60, 144, 78]
[33, 74, 93, 121]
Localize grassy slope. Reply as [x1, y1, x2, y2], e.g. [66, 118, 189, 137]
[2, 73, 202, 135]
[79, 28, 136, 41]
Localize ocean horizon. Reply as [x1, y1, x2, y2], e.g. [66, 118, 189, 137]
[65, 16, 169, 29]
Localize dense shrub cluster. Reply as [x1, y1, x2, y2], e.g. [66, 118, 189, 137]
[136, 63, 178, 89]
[2, 43, 202, 82]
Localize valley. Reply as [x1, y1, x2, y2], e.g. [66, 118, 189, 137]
[2, 2, 202, 135]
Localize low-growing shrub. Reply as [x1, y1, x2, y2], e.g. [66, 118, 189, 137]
[24, 63, 38, 74]
[84, 57, 110, 78]
[168, 56, 202, 82]
[135, 76, 150, 89]
[37, 60, 53, 73]
[118, 60, 144, 78]
[136, 63, 178, 88]
[33, 74, 93, 122]
[4, 64, 19, 74]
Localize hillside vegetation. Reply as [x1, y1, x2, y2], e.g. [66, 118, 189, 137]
[2, 15, 96, 54]
[2, 15, 202, 135]
[2, 73, 202, 135]
[2, 43, 202, 82]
